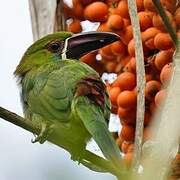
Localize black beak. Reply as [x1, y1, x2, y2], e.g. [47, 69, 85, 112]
[65, 32, 120, 59]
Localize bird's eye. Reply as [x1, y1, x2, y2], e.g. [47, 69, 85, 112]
[46, 40, 63, 53]
[51, 43, 60, 51]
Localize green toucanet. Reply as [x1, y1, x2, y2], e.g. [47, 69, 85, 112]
[15, 31, 124, 173]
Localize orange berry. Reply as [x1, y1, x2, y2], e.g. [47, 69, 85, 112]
[119, 55, 131, 67]
[124, 62, 133, 73]
[100, 53, 115, 62]
[121, 141, 131, 153]
[136, 0, 144, 11]
[120, 125, 135, 141]
[100, 45, 115, 61]
[160, 0, 176, 14]
[175, 8, 180, 28]
[155, 89, 166, 106]
[142, 27, 160, 42]
[118, 106, 129, 119]
[145, 80, 161, 101]
[109, 87, 121, 106]
[68, 19, 82, 33]
[115, 63, 123, 74]
[84, 2, 108, 22]
[97, 22, 113, 32]
[138, 11, 152, 31]
[145, 38, 156, 49]
[145, 57, 159, 75]
[111, 41, 126, 56]
[144, 0, 156, 12]
[63, 3, 74, 19]
[123, 18, 131, 26]
[107, 14, 124, 30]
[117, 90, 137, 109]
[113, 72, 136, 90]
[101, 44, 114, 57]
[118, 25, 133, 45]
[152, 11, 173, 32]
[120, 117, 136, 126]
[105, 61, 117, 73]
[117, 0, 129, 19]
[154, 49, 173, 70]
[110, 7, 121, 16]
[128, 39, 135, 57]
[80, 51, 97, 65]
[154, 33, 174, 50]
[72, 0, 84, 20]
[128, 57, 136, 73]
[160, 63, 172, 86]
[118, 107, 136, 125]
[145, 74, 153, 82]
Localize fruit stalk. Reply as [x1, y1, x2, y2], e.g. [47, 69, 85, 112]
[152, 0, 178, 45]
[127, 0, 146, 172]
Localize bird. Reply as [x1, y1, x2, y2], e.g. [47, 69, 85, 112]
[14, 31, 124, 174]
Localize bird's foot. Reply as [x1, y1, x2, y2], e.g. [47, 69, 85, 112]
[70, 148, 85, 164]
[32, 122, 54, 144]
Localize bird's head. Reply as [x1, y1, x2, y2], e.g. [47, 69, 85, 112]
[15, 31, 119, 77]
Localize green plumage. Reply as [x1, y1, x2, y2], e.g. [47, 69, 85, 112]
[15, 32, 123, 172]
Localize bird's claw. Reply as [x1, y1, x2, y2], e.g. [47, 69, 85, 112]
[70, 149, 85, 164]
[31, 123, 54, 144]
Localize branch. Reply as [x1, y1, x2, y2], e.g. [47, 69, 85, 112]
[28, 0, 57, 41]
[127, 0, 146, 171]
[152, 0, 178, 45]
[54, 0, 67, 31]
[0, 106, 120, 178]
[28, 0, 67, 40]
[0, 106, 40, 134]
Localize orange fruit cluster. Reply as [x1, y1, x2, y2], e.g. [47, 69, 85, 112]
[64, 0, 180, 168]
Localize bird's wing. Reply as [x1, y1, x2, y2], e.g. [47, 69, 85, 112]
[72, 95, 123, 169]
[71, 74, 123, 169]
[23, 69, 74, 122]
